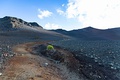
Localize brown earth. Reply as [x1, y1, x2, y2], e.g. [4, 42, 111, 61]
[0, 42, 86, 80]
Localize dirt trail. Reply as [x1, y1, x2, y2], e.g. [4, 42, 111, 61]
[0, 42, 82, 80]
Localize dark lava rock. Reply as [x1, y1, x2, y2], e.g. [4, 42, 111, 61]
[29, 22, 42, 28]
[32, 44, 64, 62]
[50, 40, 120, 80]
[32, 44, 47, 55]
[74, 53, 120, 80]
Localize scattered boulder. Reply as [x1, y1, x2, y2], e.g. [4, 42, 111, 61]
[46, 49, 64, 62]
[32, 44, 47, 55]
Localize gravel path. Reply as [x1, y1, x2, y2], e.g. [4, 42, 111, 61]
[0, 42, 85, 80]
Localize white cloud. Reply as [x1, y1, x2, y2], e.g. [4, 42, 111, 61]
[57, 9, 65, 15]
[38, 9, 52, 19]
[62, 4, 65, 7]
[65, 0, 120, 29]
[44, 23, 62, 29]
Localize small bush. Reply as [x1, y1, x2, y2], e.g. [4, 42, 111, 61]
[47, 45, 54, 50]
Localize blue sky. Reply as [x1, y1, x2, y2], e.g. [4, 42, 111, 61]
[0, 0, 120, 30]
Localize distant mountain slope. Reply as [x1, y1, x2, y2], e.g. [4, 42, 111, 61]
[0, 16, 43, 31]
[0, 16, 70, 40]
[51, 27, 120, 40]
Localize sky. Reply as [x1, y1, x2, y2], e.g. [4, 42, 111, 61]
[0, 0, 120, 30]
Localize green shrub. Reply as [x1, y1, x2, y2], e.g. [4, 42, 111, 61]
[47, 45, 54, 50]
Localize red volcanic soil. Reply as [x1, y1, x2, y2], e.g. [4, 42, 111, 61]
[0, 42, 86, 80]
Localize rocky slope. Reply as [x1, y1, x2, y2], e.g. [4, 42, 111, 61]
[0, 16, 70, 40]
[0, 16, 42, 31]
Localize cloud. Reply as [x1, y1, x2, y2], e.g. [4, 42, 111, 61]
[38, 9, 52, 19]
[44, 23, 62, 29]
[64, 0, 120, 29]
[57, 9, 65, 15]
[62, 4, 65, 7]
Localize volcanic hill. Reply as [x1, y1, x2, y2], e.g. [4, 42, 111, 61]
[0, 16, 70, 40]
[51, 26, 120, 40]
